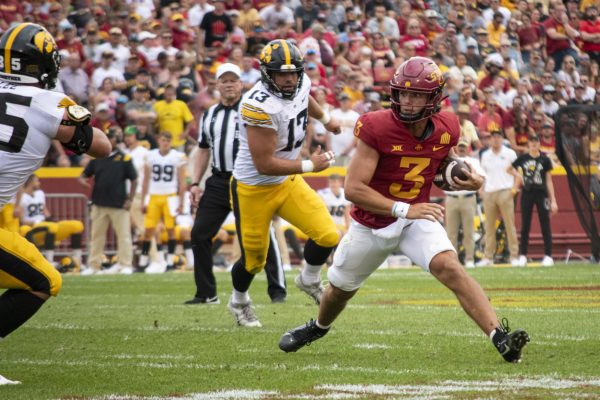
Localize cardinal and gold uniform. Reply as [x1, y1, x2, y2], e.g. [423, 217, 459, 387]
[144, 148, 187, 230]
[18, 189, 84, 246]
[329, 110, 459, 290]
[232, 76, 338, 274]
[0, 82, 68, 297]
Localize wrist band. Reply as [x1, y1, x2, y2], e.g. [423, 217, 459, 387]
[190, 182, 199, 187]
[318, 111, 330, 125]
[301, 160, 314, 173]
[391, 201, 410, 219]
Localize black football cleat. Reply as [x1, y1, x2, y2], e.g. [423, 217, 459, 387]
[493, 318, 530, 363]
[279, 319, 328, 353]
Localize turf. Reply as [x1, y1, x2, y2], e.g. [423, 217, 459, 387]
[1, 264, 600, 399]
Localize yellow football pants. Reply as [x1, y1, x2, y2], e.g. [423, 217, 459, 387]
[231, 175, 339, 274]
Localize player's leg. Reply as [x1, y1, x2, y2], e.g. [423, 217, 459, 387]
[264, 225, 287, 303]
[278, 177, 339, 304]
[56, 220, 84, 268]
[0, 204, 19, 233]
[162, 196, 178, 269]
[279, 221, 391, 352]
[0, 228, 62, 338]
[188, 177, 231, 303]
[403, 220, 529, 363]
[140, 195, 161, 268]
[228, 179, 277, 327]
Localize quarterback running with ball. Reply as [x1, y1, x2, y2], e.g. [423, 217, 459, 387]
[279, 57, 530, 363]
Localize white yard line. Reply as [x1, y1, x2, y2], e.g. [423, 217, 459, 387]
[78, 377, 600, 400]
[24, 322, 599, 342]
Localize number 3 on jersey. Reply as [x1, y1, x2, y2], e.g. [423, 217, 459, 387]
[389, 157, 431, 200]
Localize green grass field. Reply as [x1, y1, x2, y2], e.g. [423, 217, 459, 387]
[2, 264, 600, 399]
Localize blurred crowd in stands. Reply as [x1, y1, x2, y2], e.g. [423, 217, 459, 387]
[3, 0, 600, 167]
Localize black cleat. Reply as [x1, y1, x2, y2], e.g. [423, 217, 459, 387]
[184, 296, 220, 305]
[279, 319, 328, 353]
[493, 318, 530, 363]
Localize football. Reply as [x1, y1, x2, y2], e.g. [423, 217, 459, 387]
[433, 157, 471, 191]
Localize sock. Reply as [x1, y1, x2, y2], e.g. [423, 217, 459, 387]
[43, 250, 54, 264]
[184, 247, 194, 268]
[231, 260, 255, 292]
[315, 320, 331, 330]
[301, 260, 322, 285]
[141, 241, 151, 255]
[167, 240, 177, 264]
[0, 290, 46, 338]
[138, 254, 149, 268]
[156, 244, 165, 264]
[232, 289, 250, 305]
[72, 249, 83, 265]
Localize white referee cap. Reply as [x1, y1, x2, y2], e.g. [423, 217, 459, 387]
[216, 63, 241, 79]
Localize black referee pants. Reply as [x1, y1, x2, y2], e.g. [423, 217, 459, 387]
[519, 189, 553, 257]
[190, 174, 286, 300]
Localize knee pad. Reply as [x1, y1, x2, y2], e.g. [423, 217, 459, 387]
[304, 239, 336, 266]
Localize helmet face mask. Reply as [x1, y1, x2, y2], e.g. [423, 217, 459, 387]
[390, 56, 445, 123]
[259, 40, 304, 100]
[0, 23, 61, 89]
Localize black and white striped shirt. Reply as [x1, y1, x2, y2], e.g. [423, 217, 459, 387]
[198, 99, 241, 173]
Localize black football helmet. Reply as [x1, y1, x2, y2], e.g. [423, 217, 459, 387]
[0, 23, 61, 89]
[259, 39, 304, 100]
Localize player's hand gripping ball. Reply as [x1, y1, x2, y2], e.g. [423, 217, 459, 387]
[434, 157, 471, 191]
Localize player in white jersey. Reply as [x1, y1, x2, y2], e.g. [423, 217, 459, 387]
[140, 131, 187, 273]
[0, 23, 110, 385]
[228, 39, 341, 327]
[18, 175, 85, 268]
[317, 174, 351, 234]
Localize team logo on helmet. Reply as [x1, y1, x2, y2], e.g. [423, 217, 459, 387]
[390, 56, 446, 123]
[33, 30, 56, 54]
[260, 45, 273, 64]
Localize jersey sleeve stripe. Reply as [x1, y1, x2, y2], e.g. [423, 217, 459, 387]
[241, 105, 271, 123]
[242, 103, 267, 113]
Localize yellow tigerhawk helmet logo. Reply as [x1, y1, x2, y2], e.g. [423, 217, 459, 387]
[33, 30, 56, 54]
[260, 44, 273, 64]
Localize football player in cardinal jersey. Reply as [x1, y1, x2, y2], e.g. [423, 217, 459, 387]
[0, 23, 110, 385]
[279, 57, 530, 363]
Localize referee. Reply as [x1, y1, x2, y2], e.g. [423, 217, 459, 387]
[185, 63, 286, 305]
